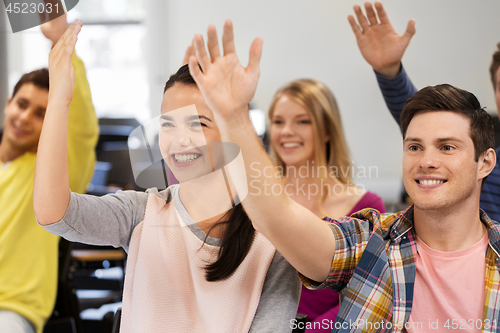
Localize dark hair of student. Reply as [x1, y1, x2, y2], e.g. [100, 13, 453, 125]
[12, 68, 49, 97]
[400, 84, 495, 186]
[489, 42, 500, 91]
[164, 64, 256, 282]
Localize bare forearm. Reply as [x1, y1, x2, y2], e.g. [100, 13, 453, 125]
[218, 111, 335, 281]
[33, 102, 71, 225]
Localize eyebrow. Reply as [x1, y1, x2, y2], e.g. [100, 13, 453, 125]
[403, 137, 464, 144]
[160, 114, 212, 122]
[403, 137, 421, 143]
[436, 137, 463, 143]
[272, 113, 309, 119]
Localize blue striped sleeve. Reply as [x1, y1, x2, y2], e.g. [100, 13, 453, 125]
[375, 64, 418, 128]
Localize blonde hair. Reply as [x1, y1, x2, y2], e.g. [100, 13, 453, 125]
[268, 79, 353, 212]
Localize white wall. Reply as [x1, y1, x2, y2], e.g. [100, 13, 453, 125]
[4, 1, 500, 202]
[145, 0, 500, 202]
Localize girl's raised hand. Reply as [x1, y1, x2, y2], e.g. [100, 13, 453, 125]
[188, 20, 262, 124]
[47, 19, 82, 108]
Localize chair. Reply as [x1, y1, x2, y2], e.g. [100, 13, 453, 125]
[111, 308, 121, 333]
[43, 239, 84, 333]
[292, 313, 308, 333]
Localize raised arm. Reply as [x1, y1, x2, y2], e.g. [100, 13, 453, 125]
[188, 21, 335, 282]
[34, 20, 82, 225]
[42, 14, 99, 193]
[349, 1, 418, 125]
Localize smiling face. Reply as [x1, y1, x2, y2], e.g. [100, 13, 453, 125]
[159, 83, 221, 183]
[2, 83, 48, 157]
[403, 111, 485, 212]
[270, 95, 316, 168]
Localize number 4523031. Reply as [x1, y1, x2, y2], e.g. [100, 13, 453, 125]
[5, 2, 60, 14]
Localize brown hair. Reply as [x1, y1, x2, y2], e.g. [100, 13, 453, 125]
[489, 42, 500, 91]
[12, 68, 49, 97]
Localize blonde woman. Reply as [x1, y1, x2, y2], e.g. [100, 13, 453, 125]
[269, 79, 386, 331]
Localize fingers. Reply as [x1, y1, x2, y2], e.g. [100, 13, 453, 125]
[374, 1, 390, 25]
[247, 37, 263, 77]
[50, 20, 81, 62]
[402, 19, 416, 45]
[222, 20, 236, 55]
[364, 2, 378, 26]
[193, 34, 211, 72]
[207, 25, 221, 60]
[182, 45, 194, 65]
[347, 15, 362, 38]
[188, 55, 205, 86]
[353, 4, 370, 32]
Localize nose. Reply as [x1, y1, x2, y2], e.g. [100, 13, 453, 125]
[18, 108, 33, 125]
[419, 148, 440, 170]
[281, 121, 295, 137]
[173, 126, 191, 147]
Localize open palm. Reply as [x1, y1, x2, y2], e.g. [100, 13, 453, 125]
[189, 20, 262, 122]
[348, 1, 415, 77]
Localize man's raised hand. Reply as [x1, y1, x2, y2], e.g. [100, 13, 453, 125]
[348, 1, 415, 78]
[41, 13, 70, 46]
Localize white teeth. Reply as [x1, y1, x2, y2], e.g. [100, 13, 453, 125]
[174, 153, 200, 163]
[283, 143, 300, 148]
[419, 179, 445, 186]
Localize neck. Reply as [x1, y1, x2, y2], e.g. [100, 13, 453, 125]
[178, 171, 235, 235]
[413, 196, 486, 252]
[0, 139, 26, 163]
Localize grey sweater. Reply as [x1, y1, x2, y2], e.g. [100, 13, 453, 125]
[42, 185, 301, 332]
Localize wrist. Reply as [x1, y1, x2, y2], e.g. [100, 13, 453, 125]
[374, 62, 402, 79]
[47, 98, 71, 111]
[215, 106, 253, 130]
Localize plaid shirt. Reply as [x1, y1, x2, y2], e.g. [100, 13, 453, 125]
[300, 206, 500, 333]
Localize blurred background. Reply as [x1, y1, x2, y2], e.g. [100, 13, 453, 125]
[1, 0, 500, 205]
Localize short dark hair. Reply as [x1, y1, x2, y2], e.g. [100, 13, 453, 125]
[12, 68, 49, 97]
[490, 42, 500, 91]
[401, 84, 495, 162]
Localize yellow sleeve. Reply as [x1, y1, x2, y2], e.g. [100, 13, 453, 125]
[67, 53, 99, 194]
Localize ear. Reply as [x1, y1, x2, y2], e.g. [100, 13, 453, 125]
[478, 148, 496, 181]
[324, 134, 329, 143]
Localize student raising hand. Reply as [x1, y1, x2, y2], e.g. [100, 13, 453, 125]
[34, 19, 83, 225]
[348, 1, 416, 78]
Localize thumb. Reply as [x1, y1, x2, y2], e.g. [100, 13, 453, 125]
[402, 19, 416, 46]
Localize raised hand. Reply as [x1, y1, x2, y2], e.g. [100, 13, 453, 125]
[47, 20, 82, 108]
[188, 20, 262, 123]
[41, 13, 70, 46]
[348, 1, 415, 78]
[182, 45, 194, 65]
